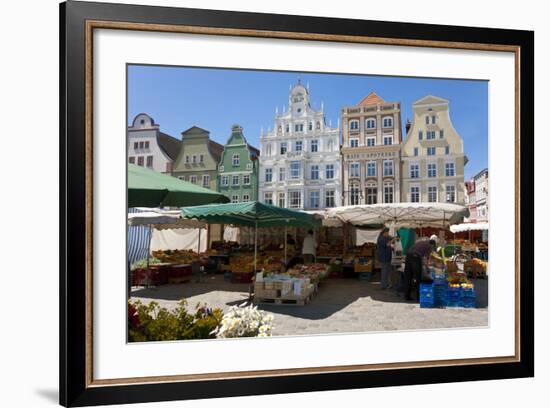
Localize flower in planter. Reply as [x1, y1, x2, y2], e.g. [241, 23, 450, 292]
[213, 303, 274, 338]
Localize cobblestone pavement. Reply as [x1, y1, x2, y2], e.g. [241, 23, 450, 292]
[131, 275, 488, 336]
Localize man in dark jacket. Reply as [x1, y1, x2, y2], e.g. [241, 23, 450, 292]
[377, 228, 395, 290]
[403, 236, 437, 301]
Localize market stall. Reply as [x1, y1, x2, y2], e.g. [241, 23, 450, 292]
[181, 201, 322, 303]
[128, 209, 207, 286]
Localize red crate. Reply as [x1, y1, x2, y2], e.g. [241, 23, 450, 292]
[231, 271, 254, 283]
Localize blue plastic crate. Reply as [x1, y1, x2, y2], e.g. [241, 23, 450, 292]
[420, 301, 435, 309]
[420, 283, 434, 292]
[461, 288, 476, 298]
[460, 298, 477, 308]
[358, 272, 372, 281]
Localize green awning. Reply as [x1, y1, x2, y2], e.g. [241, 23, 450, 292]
[181, 201, 318, 228]
[128, 164, 229, 207]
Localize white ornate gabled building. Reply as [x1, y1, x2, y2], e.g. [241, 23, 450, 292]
[259, 82, 341, 210]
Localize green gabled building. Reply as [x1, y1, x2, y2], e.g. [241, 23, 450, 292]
[217, 125, 260, 203]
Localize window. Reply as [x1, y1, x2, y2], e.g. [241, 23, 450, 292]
[290, 162, 301, 179]
[139, 141, 144, 149]
[243, 174, 250, 185]
[440, 129, 444, 139]
[384, 182, 394, 203]
[383, 117, 393, 128]
[427, 163, 437, 178]
[190, 175, 197, 184]
[232, 175, 240, 185]
[278, 192, 285, 208]
[295, 123, 304, 132]
[278, 125, 282, 133]
[316, 121, 320, 130]
[325, 190, 335, 208]
[289, 191, 301, 208]
[178, 176, 186, 181]
[242, 194, 250, 202]
[221, 175, 228, 186]
[350, 185, 360, 205]
[199, 154, 204, 163]
[383, 160, 394, 176]
[383, 135, 393, 145]
[414, 147, 419, 156]
[325, 164, 334, 179]
[446, 185, 456, 202]
[410, 163, 420, 178]
[280, 142, 287, 155]
[202, 174, 210, 187]
[349, 120, 359, 130]
[145, 141, 150, 149]
[128, 156, 135, 164]
[425, 116, 430, 124]
[232, 154, 240, 166]
[445, 162, 455, 177]
[310, 165, 319, 180]
[445, 146, 450, 155]
[285, 124, 289, 133]
[185, 155, 190, 164]
[133, 142, 138, 150]
[428, 186, 438, 202]
[328, 140, 334, 152]
[232, 194, 240, 203]
[366, 161, 376, 177]
[366, 137, 375, 147]
[146, 156, 153, 168]
[418, 131, 423, 140]
[140, 119, 145, 125]
[427, 147, 436, 156]
[427, 131, 436, 140]
[365, 118, 376, 129]
[310, 191, 320, 208]
[265, 168, 273, 182]
[264, 192, 273, 205]
[410, 186, 420, 203]
[295, 141, 303, 152]
[279, 167, 285, 182]
[350, 138, 359, 148]
[311, 140, 318, 152]
[366, 186, 377, 204]
[192, 155, 197, 164]
[308, 122, 313, 131]
[350, 162, 360, 178]
[137, 156, 144, 166]
[432, 115, 436, 124]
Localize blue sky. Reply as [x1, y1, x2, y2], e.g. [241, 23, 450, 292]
[128, 65, 488, 180]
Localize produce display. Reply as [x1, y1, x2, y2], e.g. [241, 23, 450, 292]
[227, 255, 255, 273]
[286, 263, 328, 283]
[151, 249, 201, 264]
[318, 241, 343, 257]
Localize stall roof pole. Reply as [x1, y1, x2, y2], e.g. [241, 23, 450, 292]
[254, 220, 258, 272]
[284, 224, 287, 265]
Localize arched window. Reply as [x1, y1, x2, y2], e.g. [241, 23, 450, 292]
[365, 118, 376, 129]
[349, 120, 359, 130]
[382, 116, 393, 128]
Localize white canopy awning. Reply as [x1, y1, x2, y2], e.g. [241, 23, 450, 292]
[303, 210, 343, 227]
[450, 222, 489, 233]
[325, 203, 469, 228]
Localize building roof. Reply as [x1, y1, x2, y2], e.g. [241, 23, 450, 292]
[181, 125, 210, 136]
[248, 144, 260, 160]
[413, 95, 449, 106]
[208, 140, 224, 162]
[358, 92, 386, 106]
[157, 132, 181, 161]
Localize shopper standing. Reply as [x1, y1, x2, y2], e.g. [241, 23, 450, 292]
[377, 228, 395, 290]
[301, 230, 316, 264]
[403, 235, 437, 301]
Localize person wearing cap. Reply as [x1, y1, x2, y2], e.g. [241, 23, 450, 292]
[403, 235, 438, 301]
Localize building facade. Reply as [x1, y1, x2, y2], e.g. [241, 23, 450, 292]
[473, 168, 489, 221]
[171, 126, 223, 190]
[259, 82, 341, 210]
[341, 92, 402, 205]
[464, 180, 477, 223]
[401, 95, 468, 204]
[217, 125, 260, 203]
[127, 113, 181, 174]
